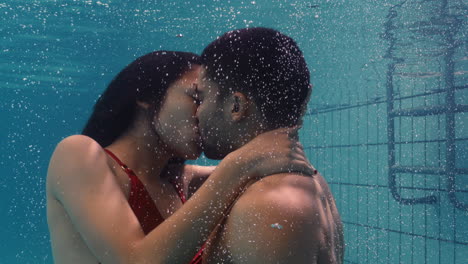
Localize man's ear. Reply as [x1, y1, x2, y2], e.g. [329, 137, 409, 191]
[299, 84, 313, 116]
[229, 92, 250, 122]
[296, 84, 313, 128]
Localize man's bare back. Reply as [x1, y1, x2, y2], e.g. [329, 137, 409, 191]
[203, 173, 344, 264]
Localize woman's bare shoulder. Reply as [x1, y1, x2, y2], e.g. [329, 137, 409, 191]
[47, 135, 110, 196]
[51, 135, 106, 163]
[55, 134, 99, 151]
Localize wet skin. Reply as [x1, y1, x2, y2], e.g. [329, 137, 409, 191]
[195, 68, 344, 264]
[46, 66, 215, 263]
[47, 64, 317, 263]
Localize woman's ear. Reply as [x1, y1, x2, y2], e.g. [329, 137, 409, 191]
[229, 92, 250, 122]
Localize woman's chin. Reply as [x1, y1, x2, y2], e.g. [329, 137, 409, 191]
[176, 143, 202, 160]
[183, 151, 201, 160]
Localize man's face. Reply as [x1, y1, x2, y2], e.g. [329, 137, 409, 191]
[196, 68, 235, 159]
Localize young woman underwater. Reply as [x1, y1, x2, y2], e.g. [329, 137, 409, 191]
[46, 51, 315, 264]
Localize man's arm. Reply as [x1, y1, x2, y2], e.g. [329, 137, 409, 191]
[218, 179, 323, 263]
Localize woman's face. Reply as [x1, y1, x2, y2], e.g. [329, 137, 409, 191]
[154, 65, 202, 159]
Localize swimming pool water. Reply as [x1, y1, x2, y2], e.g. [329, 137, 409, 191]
[1, 0, 466, 263]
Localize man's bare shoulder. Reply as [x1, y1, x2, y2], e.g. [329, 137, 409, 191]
[226, 173, 326, 231]
[239, 173, 323, 206]
[235, 172, 340, 229]
[221, 173, 343, 263]
[212, 173, 324, 263]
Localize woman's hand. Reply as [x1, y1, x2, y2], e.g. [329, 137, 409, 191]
[225, 126, 317, 184]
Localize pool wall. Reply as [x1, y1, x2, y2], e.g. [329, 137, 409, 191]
[0, 0, 466, 263]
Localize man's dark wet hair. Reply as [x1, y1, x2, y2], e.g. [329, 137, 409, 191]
[82, 51, 201, 147]
[201, 27, 311, 129]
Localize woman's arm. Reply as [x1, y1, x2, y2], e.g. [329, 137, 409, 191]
[176, 165, 216, 198]
[48, 128, 313, 264]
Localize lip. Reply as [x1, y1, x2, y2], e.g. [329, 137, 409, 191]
[191, 125, 202, 141]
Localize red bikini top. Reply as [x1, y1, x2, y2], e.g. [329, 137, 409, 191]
[104, 149, 204, 264]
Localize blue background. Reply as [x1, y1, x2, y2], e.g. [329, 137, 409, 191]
[0, 0, 466, 263]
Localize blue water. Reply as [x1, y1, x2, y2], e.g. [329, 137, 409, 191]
[1, 0, 467, 263]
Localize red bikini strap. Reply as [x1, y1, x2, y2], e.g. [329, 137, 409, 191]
[103, 149, 135, 175]
[170, 179, 187, 203]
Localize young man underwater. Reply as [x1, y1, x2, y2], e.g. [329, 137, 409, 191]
[196, 27, 344, 264]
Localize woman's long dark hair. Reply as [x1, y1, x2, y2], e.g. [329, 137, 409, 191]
[82, 51, 201, 148]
